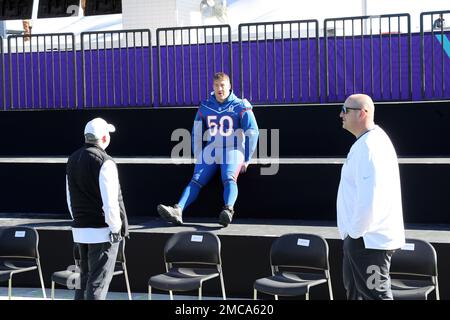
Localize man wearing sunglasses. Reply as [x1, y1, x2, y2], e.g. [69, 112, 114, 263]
[337, 94, 405, 300]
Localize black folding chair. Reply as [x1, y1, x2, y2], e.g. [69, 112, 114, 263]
[50, 239, 132, 300]
[148, 231, 226, 300]
[390, 238, 440, 300]
[0, 226, 46, 299]
[50, 244, 80, 300]
[254, 233, 333, 300]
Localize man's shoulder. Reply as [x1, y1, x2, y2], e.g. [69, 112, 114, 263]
[85, 146, 111, 163]
[242, 98, 253, 109]
[232, 97, 253, 110]
[366, 126, 394, 145]
[67, 146, 106, 168]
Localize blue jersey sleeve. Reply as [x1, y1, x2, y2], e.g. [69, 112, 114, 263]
[191, 109, 204, 158]
[240, 101, 259, 162]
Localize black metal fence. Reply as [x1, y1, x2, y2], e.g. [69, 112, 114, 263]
[81, 29, 152, 108]
[7, 33, 76, 109]
[324, 14, 411, 101]
[156, 25, 232, 106]
[1, 10, 450, 110]
[420, 10, 450, 98]
[238, 20, 320, 104]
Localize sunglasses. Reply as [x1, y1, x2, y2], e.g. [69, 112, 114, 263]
[341, 105, 362, 114]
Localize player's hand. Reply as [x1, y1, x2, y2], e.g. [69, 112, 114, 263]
[240, 162, 249, 173]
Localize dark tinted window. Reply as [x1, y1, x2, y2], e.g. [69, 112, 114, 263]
[85, 0, 122, 16]
[0, 0, 34, 20]
[37, 0, 81, 18]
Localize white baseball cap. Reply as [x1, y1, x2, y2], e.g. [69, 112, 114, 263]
[84, 118, 116, 139]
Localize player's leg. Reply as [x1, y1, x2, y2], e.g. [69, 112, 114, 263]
[178, 161, 218, 210]
[158, 158, 218, 225]
[219, 148, 244, 227]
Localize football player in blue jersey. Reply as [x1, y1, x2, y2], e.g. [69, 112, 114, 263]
[158, 72, 259, 227]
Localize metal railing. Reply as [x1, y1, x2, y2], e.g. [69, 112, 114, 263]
[156, 25, 232, 106]
[7, 33, 76, 109]
[324, 14, 412, 101]
[0, 10, 449, 110]
[81, 29, 152, 107]
[420, 10, 450, 99]
[238, 20, 320, 104]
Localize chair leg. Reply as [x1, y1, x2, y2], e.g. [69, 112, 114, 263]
[305, 292, 309, 300]
[169, 290, 174, 300]
[274, 294, 278, 300]
[435, 278, 440, 300]
[148, 286, 151, 300]
[37, 259, 47, 299]
[253, 289, 257, 300]
[198, 286, 202, 300]
[328, 279, 334, 300]
[8, 278, 12, 300]
[122, 263, 132, 300]
[219, 273, 226, 300]
[51, 281, 55, 300]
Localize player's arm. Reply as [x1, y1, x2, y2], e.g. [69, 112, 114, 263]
[240, 100, 259, 172]
[191, 109, 205, 159]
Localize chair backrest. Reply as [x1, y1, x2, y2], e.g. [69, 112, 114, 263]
[164, 231, 221, 266]
[270, 233, 329, 271]
[390, 239, 437, 277]
[0, 226, 39, 259]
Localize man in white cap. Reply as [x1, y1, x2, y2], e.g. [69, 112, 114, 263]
[66, 117, 129, 300]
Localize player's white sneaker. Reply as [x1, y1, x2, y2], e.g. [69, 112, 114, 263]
[157, 204, 183, 225]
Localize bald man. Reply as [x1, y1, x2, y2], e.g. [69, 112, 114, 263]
[337, 94, 405, 300]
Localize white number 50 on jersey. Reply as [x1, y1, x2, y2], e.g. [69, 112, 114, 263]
[207, 115, 234, 137]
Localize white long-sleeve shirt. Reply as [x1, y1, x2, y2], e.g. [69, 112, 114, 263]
[337, 126, 405, 250]
[66, 159, 122, 244]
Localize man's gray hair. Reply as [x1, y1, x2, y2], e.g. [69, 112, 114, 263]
[84, 133, 100, 144]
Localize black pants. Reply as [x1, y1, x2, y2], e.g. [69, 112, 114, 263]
[343, 236, 395, 300]
[75, 241, 119, 300]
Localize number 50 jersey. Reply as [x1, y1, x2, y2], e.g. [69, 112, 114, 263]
[192, 91, 259, 162]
